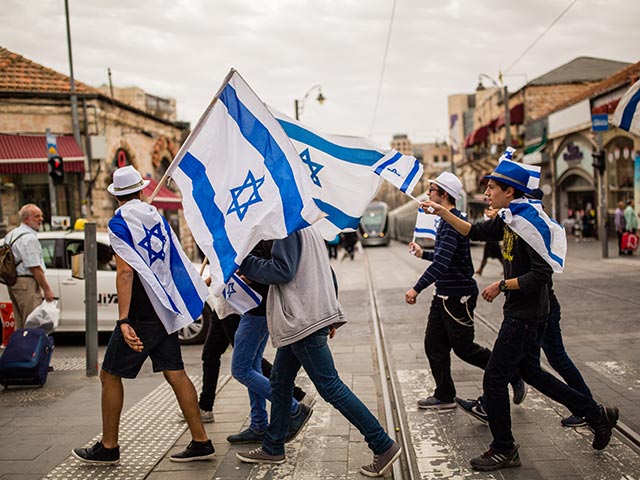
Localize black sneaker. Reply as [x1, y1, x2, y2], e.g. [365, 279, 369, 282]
[561, 414, 587, 428]
[226, 428, 265, 444]
[511, 379, 528, 405]
[236, 447, 285, 464]
[588, 405, 619, 450]
[285, 403, 313, 443]
[470, 445, 521, 471]
[72, 441, 120, 465]
[169, 440, 215, 462]
[455, 397, 488, 424]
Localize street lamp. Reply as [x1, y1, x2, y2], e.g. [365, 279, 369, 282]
[294, 85, 325, 120]
[476, 73, 511, 148]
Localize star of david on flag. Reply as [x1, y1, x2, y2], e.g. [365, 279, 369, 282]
[299, 148, 324, 187]
[414, 209, 439, 240]
[222, 273, 262, 314]
[108, 200, 209, 334]
[167, 69, 323, 296]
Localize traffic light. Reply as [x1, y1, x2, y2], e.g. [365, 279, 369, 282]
[48, 155, 64, 185]
[592, 150, 606, 174]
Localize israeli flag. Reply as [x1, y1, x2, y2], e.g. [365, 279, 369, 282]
[500, 147, 540, 191]
[613, 78, 640, 136]
[108, 200, 209, 334]
[223, 274, 262, 315]
[169, 70, 323, 296]
[414, 208, 439, 239]
[270, 109, 384, 239]
[370, 149, 423, 196]
[498, 198, 567, 273]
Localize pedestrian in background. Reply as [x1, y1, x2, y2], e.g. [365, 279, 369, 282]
[624, 199, 637, 234]
[4, 204, 55, 330]
[614, 201, 626, 255]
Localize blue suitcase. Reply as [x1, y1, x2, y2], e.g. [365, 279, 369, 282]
[0, 328, 54, 388]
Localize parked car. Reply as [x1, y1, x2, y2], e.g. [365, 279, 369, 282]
[0, 230, 211, 344]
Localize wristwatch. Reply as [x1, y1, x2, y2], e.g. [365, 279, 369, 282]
[499, 280, 508, 293]
[116, 318, 130, 327]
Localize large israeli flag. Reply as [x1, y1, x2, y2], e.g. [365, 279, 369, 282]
[270, 110, 385, 239]
[498, 198, 567, 273]
[169, 70, 323, 296]
[370, 149, 423, 196]
[223, 274, 262, 315]
[414, 208, 439, 239]
[108, 200, 209, 334]
[612, 78, 640, 136]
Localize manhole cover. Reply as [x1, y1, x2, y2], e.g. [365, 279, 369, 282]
[0, 387, 65, 406]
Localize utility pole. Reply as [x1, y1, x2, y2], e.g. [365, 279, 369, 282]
[46, 129, 59, 216]
[596, 131, 608, 258]
[503, 85, 511, 147]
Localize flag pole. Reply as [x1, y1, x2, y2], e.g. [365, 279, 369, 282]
[147, 68, 237, 203]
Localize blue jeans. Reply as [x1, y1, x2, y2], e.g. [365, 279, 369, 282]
[483, 317, 599, 453]
[541, 298, 592, 399]
[232, 314, 298, 432]
[263, 327, 393, 456]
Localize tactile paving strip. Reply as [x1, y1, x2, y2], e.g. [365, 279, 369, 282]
[44, 376, 207, 479]
[51, 356, 94, 371]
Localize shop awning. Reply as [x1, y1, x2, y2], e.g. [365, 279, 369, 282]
[0, 134, 86, 174]
[463, 125, 490, 148]
[143, 177, 183, 210]
[496, 103, 525, 128]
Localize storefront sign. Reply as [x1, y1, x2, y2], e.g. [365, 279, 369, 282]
[591, 114, 609, 131]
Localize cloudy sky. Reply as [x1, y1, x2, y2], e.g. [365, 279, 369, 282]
[2, 0, 639, 146]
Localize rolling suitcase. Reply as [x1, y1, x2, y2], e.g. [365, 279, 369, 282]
[0, 328, 54, 388]
[621, 232, 639, 254]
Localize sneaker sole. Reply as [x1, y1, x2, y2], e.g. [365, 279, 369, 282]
[359, 446, 403, 477]
[285, 408, 313, 443]
[71, 450, 120, 465]
[561, 420, 587, 428]
[417, 403, 457, 410]
[169, 451, 216, 463]
[236, 452, 285, 464]
[471, 458, 521, 472]
[226, 436, 265, 445]
[455, 402, 488, 425]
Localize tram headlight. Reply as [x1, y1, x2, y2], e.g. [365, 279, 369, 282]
[379, 232, 385, 237]
[363, 233, 369, 238]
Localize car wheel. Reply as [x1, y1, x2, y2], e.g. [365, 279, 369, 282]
[178, 303, 211, 345]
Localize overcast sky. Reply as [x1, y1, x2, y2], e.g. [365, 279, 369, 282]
[2, 0, 639, 146]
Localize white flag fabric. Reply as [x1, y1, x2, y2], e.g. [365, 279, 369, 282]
[270, 110, 385, 239]
[612, 79, 640, 136]
[498, 198, 567, 273]
[169, 70, 323, 296]
[499, 147, 541, 191]
[108, 200, 209, 334]
[414, 208, 440, 239]
[370, 149, 423, 196]
[223, 274, 262, 315]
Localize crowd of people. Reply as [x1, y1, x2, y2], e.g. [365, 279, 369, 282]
[4, 162, 624, 475]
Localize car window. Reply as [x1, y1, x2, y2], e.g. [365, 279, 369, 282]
[64, 240, 84, 268]
[40, 239, 56, 269]
[97, 244, 116, 271]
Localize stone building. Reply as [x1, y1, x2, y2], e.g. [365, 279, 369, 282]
[0, 47, 199, 256]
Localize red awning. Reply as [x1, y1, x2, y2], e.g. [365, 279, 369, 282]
[143, 177, 183, 210]
[0, 134, 85, 174]
[464, 125, 489, 148]
[496, 104, 525, 128]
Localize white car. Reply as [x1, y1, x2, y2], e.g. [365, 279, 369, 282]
[0, 230, 212, 344]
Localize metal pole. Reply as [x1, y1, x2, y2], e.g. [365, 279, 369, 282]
[597, 132, 608, 258]
[294, 99, 300, 120]
[84, 222, 98, 376]
[64, 0, 82, 149]
[46, 129, 58, 217]
[504, 85, 511, 147]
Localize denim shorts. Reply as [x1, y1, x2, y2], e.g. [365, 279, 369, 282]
[101, 318, 184, 379]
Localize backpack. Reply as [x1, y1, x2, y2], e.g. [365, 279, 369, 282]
[0, 232, 29, 286]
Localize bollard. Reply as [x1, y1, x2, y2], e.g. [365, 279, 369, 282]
[84, 223, 98, 376]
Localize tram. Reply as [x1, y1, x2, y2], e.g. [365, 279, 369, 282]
[359, 201, 391, 246]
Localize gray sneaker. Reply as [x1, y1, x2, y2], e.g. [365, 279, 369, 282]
[360, 441, 402, 477]
[177, 407, 214, 423]
[417, 396, 456, 410]
[236, 447, 285, 464]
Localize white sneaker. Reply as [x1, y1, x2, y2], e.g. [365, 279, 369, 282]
[177, 408, 214, 423]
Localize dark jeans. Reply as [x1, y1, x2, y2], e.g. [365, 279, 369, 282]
[617, 230, 624, 254]
[483, 316, 599, 453]
[199, 310, 305, 412]
[263, 327, 393, 456]
[541, 299, 592, 399]
[425, 294, 492, 402]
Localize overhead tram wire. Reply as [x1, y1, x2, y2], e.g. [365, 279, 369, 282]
[505, 0, 579, 73]
[368, 0, 398, 138]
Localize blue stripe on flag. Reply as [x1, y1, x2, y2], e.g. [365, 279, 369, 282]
[178, 152, 240, 281]
[510, 202, 564, 267]
[374, 152, 402, 175]
[161, 217, 204, 320]
[620, 89, 640, 132]
[400, 159, 421, 192]
[312, 198, 361, 229]
[277, 120, 385, 166]
[231, 273, 262, 305]
[415, 228, 436, 235]
[109, 212, 180, 312]
[220, 84, 309, 234]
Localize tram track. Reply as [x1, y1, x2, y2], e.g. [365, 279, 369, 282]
[367, 243, 640, 469]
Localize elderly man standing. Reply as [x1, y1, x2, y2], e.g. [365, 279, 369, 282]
[5, 204, 55, 329]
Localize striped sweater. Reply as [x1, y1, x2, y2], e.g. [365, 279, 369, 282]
[413, 208, 478, 296]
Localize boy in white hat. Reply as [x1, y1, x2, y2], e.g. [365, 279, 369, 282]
[405, 172, 526, 411]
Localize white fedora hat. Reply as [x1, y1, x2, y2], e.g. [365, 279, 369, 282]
[430, 171, 463, 200]
[107, 165, 150, 196]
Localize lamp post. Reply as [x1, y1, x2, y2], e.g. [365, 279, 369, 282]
[476, 73, 511, 148]
[294, 85, 325, 120]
